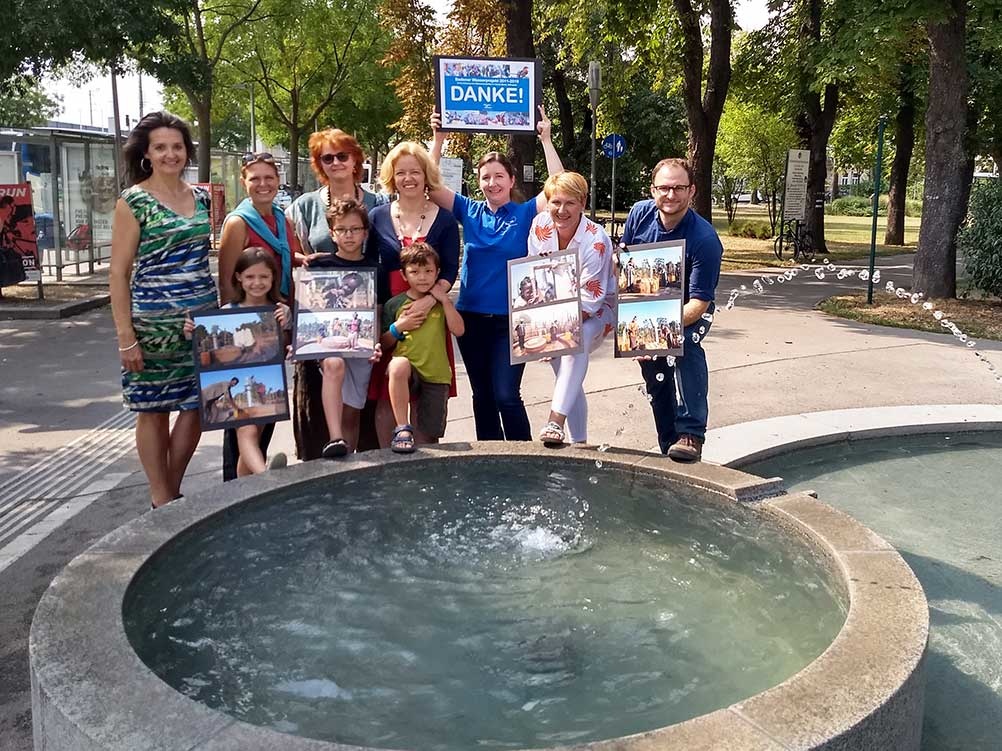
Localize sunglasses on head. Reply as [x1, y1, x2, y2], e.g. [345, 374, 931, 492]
[242, 151, 276, 165]
[320, 152, 352, 165]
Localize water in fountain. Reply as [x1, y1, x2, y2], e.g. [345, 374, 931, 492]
[125, 460, 844, 750]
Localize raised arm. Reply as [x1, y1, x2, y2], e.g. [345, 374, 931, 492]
[535, 106, 564, 212]
[427, 111, 457, 212]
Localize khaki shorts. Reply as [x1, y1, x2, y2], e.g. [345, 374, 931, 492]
[410, 375, 450, 439]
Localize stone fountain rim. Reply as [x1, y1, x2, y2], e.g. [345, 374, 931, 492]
[29, 442, 929, 751]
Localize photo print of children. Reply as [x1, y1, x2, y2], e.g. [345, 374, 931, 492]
[509, 251, 579, 311]
[198, 363, 290, 430]
[510, 300, 583, 364]
[615, 298, 684, 358]
[295, 267, 376, 312]
[191, 308, 282, 368]
[294, 310, 377, 359]
[617, 240, 685, 300]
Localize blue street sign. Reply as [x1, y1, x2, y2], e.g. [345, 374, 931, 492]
[601, 133, 627, 159]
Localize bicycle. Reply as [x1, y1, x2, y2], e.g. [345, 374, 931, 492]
[773, 220, 816, 263]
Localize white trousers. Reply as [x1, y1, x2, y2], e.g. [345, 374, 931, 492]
[549, 315, 607, 443]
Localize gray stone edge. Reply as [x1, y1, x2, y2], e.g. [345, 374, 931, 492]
[0, 293, 110, 320]
[30, 442, 929, 751]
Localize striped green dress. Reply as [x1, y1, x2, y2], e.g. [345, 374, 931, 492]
[121, 185, 218, 412]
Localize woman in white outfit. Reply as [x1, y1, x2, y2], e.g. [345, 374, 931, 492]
[528, 171, 616, 445]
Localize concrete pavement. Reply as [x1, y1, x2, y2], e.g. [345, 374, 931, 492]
[1, 253, 1000, 749]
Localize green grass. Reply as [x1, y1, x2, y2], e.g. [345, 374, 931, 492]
[711, 204, 920, 270]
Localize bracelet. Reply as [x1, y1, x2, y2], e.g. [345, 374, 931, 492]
[389, 323, 406, 341]
[118, 341, 140, 352]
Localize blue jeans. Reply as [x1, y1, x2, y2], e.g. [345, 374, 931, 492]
[456, 312, 531, 441]
[639, 307, 712, 454]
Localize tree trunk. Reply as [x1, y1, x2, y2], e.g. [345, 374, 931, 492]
[551, 66, 575, 157]
[288, 128, 301, 188]
[673, 0, 732, 221]
[914, 0, 967, 299]
[504, 0, 537, 198]
[831, 171, 840, 200]
[750, 187, 760, 204]
[884, 65, 916, 246]
[188, 94, 213, 183]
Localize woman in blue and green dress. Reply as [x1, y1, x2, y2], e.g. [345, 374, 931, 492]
[110, 112, 218, 509]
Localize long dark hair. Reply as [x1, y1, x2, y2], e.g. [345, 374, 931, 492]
[477, 151, 525, 203]
[232, 247, 283, 304]
[122, 111, 196, 186]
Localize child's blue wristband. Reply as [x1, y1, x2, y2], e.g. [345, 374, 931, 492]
[389, 322, 406, 341]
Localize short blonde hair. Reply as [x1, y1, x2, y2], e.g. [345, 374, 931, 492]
[380, 141, 443, 194]
[543, 171, 589, 205]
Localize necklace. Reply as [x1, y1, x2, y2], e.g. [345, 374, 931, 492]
[392, 201, 429, 242]
[325, 184, 362, 208]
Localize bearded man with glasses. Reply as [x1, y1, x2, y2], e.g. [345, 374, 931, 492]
[620, 158, 722, 462]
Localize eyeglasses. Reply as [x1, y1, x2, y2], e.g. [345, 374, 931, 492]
[332, 226, 365, 236]
[242, 151, 276, 165]
[652, 184, 691, 195]
[321, 152, 352, 165]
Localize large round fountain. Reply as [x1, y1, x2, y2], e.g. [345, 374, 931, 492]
[30, 443, 928, 750]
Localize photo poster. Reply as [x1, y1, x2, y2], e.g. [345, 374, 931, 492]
[614, 239, 686, 358]
[434, 56, 542, 134]
[0, 183, 41, 283]
[191, 306, 290, 431]
[291, 266, 379, 360]
[507, 250, 583, 365]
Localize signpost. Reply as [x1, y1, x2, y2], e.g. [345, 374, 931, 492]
[588, 62, 601, 220]
[602, 134, 627, 235]
[439, 157, 464, 195]
[779, 148, 810, 257]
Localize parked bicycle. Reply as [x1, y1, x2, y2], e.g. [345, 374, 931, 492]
[773, 220, 816, 263]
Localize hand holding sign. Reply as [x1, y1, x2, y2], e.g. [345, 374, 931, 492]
[536, 106, 552, 143]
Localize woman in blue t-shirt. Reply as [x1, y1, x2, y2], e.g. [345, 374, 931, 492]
[428, 107, 564, 440]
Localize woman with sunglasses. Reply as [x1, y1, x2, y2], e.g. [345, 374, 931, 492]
[289, 129, 387, 457]
[427, 107, 564, 441]
[216, 151, 302, 479]
[289, 128, 387, 261]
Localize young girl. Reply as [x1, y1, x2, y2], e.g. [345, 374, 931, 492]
[186, 247, 291, 475]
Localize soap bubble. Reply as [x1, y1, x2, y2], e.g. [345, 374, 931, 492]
[698, 326, 706, 335]
[740, 284, 747, 290]
[858, 270, 870, 281]
[895, 287, 908, 298]
[666, 356, 676, 366]
[777, 276, 785, 284]
[823, 258, 830, 264]
[814, 269, 826, 280]
[933, 310, 944, 320]
[872, 270, 881, 283]
[691, 333, 700, 343]
[598, 443, 611, 452]
[765, 276, 775, 285]
[910, 293, 922, 304]
[826, 263, 836, 272]
[799, 264, 811, 271]
[595, 460, 603, 469]
[588, 476, 599, 485]
[968, 342, 977, 349]
[701, 312, 714, 321]
[656, 372, 665, 382]
[922, 302, 934, 310]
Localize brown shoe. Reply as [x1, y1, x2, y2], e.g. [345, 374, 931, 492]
[668, 434, 703, 462]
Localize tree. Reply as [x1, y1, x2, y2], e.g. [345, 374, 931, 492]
[133, 0, 268, 181]
[716, 99, 798, 233]
[378, 0, 438, 141]
[0, 81, 60, 127]
[913, 0, 969, 299]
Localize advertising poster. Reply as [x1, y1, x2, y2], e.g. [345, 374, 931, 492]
[192, 306, 290, 431]
[292, 267, 379, 360]
[614, 240, 686, 358]
[434, 56, 542, 134]
[507, 250, 583, 364]
[0, 183, 40, 284]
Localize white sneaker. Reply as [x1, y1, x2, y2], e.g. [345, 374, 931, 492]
[267, 452, 288, 470]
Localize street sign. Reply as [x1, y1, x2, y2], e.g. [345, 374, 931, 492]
[782, 149, 810, 221]
[601, 134, 627, 159]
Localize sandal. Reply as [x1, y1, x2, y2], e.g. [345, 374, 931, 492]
[391, 424, 416, 454]
[539, 421, 566, 447]
[322, 438, 349, 458]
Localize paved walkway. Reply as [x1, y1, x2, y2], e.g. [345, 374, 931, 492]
[0, 253, 999, 749]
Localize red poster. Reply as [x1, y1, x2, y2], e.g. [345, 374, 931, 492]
[195, 183, 226, 242]
[0, 183, 40, 285]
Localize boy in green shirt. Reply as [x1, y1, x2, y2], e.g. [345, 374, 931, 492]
[381, 243, 465, 453]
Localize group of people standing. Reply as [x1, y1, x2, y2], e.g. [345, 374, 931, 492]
[110, 108, 722, 509]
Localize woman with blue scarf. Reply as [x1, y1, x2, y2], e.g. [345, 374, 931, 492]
[217, 152, 302, 480]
